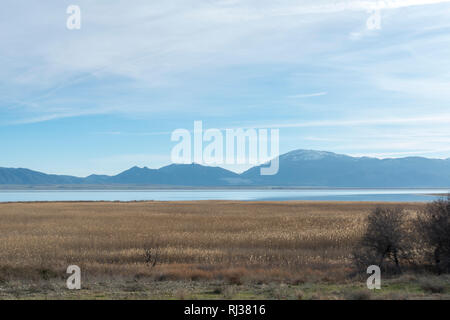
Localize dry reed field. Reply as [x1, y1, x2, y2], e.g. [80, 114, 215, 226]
[0, 201, 426, 286]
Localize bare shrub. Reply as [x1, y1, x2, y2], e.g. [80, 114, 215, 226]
[415, 195, 450, 274]
[143, 248, 159, 269]
[352, 207, 411, 273]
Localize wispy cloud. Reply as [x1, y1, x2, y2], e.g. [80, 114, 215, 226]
[2, 0, 450, 122]
[93, 131, 172, 136]
[8, 107, 118, 125]
[288, 92, 328, 98]
[271, 0, 450, 16]
[348, 148, 450, 159]
[244, 114, 450, 129]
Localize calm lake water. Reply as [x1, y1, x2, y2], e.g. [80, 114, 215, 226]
[0, 189, 448, 202]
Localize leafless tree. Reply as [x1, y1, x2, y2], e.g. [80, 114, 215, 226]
[415, 195, 450, 274]
[353, 207, 411, 273]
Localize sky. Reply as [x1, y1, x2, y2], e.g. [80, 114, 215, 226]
[1, 0, 450, 176]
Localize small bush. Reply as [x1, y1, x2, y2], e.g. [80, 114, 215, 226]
[38, 268, 58, 280]
[143, 248, 160, 268]
[227, 274, 242, 285]
[345, 289, 372, 300]
[295, 289, 304, 300]
[419, 278, 446, 294]
[211, 287, 222, 295]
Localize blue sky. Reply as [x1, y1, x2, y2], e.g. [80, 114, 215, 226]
[1, 0, 450, 176]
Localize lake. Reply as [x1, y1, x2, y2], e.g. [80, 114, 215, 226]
[0, 188, 448, 202]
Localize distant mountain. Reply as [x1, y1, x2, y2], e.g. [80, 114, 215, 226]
[107, 164, 245, 186]
[0, 163, 244, 186]
[108, 166, 166, 185]
[242, 150, 450, 187]
[1, 150, 449, 187]
[0, 168, 83, 185]
[157, 164, 249, 186]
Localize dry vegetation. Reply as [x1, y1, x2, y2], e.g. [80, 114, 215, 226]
[0, 201, 425, 285]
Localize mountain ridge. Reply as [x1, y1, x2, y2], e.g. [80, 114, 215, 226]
[1, 149, 449, 187]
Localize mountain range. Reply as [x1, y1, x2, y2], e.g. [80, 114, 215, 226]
[1, 149, 449, 187]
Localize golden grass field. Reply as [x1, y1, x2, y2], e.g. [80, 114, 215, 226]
[0, 201, 448, 299]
